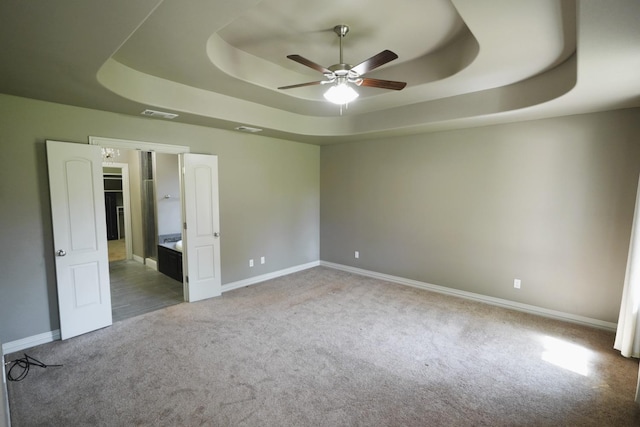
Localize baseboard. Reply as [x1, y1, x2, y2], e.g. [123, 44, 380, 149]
[144, 258, 157, 271]
[2, 262, 321, 354]
[320, 261, 617, 332]
[6, 260, 611, 358]
[1, 341, 10, 427]
[132, 254, 144, 264]
[1, 330, 61, 356]
[222, 261, 321, 293]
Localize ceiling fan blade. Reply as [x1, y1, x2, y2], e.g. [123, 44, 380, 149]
[351, 50, 399, 75]
[278, 81, 324, 90]
[357, 78, 407, 90]
[287, 55, 332, 74]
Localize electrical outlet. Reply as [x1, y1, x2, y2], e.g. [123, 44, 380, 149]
[355, 251, 359, 259]
[260, 256, 265, 265]
[514, 279, 521, 289]
[249, 259, 254, 267]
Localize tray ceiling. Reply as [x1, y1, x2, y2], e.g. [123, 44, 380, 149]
[1, 0, 639, 144]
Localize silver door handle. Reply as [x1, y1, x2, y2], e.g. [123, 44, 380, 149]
[57, 249, 66, 257]
[213, 232, 220, 238]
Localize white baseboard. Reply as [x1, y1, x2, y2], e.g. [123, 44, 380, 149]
[2, 330, 61, 356]
[2, 262, 321, 355]
[320, 261, 617, 332]
[1, 341, 10, 427]
[144, 258, 157, 271]
[5, 259, 611, 362]
[222, 261, 320, 293]
[132, 254, 144, 264]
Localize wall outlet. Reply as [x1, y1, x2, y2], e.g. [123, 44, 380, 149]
[249, 259, 254, 267]
[514, 278, 521, 289]
[260, 256, 265, 265]
[355, 251, 359, 259]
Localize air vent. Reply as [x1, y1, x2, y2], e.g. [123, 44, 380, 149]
[141, 109, 179, 119]
[234, 125, 263, 133]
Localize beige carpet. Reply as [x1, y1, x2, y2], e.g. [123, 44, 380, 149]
[6, 267, 640, 426]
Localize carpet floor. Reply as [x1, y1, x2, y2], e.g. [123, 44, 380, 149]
[6, 267, 640, 426]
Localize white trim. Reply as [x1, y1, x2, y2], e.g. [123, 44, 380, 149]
[7, 261, 610, 352]
[89, 136, 190, 154]
[1, 341, 10, 427]
[1, 330, 61, 356]
[1, 262, 320, 355]
[145, 258, 158, 271]
[132, 254, 144, 264]
[222, 261, 320, 293]
[321, 261, 617, 332]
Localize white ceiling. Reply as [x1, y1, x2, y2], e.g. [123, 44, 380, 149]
[1, 0, 639, 144]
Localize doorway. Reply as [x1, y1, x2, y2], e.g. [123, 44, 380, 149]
[103, 162, 132, 263]
[90, 135, 223, 305]
[49, 138, 221, 339]
[101, 149, 184, 322]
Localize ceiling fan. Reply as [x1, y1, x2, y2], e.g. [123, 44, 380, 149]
[278, 25, 407, 105]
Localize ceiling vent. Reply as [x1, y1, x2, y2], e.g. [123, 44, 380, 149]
[141, 109, 179, 119]
[234, 125, 263, 133]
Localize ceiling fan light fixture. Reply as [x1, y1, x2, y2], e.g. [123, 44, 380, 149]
[323, 83, 359, 105]
[279, 24, 405, 107]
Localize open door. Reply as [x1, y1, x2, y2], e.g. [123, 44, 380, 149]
[46, 140, 112, 339]
[181, 153, 221, 301]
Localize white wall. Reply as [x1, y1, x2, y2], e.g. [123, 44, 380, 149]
[155, 152, 181, 237]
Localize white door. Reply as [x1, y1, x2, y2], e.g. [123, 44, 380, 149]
[46, 140, 112, 339]
[181, 153, 221, 301]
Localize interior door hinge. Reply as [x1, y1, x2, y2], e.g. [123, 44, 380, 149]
[186, 275, 189, 283]
[183, 222, 187, 230]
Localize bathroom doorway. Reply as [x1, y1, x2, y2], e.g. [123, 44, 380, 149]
[102, 148, 185, 322]
[49, 138, 221, 338]
[103, 162, 132, 263]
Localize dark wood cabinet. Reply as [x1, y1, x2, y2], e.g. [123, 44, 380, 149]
[158, 244, 183, 282]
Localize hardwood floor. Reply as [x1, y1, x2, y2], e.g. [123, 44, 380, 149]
[108, 239, 126, 262]
[110, 260, 184, 323]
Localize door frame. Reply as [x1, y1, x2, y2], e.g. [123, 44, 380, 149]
[89, 137, 192, 298]
[89, 136, 191, 270]
[90, 136, 222, 303]
[102, 162, 133, 261]
[89, 136, 189, 155]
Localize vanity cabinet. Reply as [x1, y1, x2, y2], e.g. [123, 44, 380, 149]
[158, 244, 183, 282]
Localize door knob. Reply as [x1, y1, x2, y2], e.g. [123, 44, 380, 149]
[213, 232, 220, 238]
[57, 249, 67, 257]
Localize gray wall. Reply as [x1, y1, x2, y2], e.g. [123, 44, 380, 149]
[321, 108, 640, 323]
[2, 89, 639, 345]
[0, 94, 320, 344]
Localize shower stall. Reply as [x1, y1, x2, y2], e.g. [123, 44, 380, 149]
[141, 151, 158, 263]
[139, 150, 183, 274]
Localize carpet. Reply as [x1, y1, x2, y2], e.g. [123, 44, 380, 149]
[6, 267, 640, 426]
